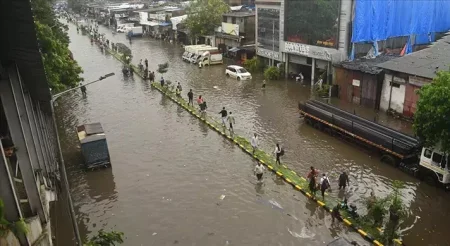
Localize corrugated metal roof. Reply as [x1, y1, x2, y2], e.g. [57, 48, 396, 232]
[376, 35, 450, 79]
[337, 55, 399, 75]
[0, 0, 52, 113]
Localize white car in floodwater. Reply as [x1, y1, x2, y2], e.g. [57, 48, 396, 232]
[225, 65, 252, 81]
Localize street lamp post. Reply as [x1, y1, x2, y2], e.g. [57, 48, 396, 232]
[50, 72, 114, 245]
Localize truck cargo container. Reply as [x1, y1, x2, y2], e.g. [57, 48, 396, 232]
[299, 100, 449, 190]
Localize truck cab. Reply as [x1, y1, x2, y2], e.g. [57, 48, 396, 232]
[419, 148, 450, 189]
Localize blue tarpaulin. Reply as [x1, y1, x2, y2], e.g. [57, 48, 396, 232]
[352, 0, 450, 43]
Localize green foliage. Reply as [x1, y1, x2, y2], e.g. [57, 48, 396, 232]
[84, 230, 124, 246]
[243, 57, 264, 73]
[185, 0, 229, 38]
[364, 195, 389, 227]
[314, 84, 330, 98]
[157, 62, 169, 75]
[414, 71, 450, 152]
[31, 0, 83, 92]
[0, 199, 29, 239]
[263, 66, 281, 80]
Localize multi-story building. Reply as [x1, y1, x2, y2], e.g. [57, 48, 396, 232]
[216, 12, 255, 49]
[255, 0, 351, 83]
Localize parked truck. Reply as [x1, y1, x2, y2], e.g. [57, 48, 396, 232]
[128, 26, 143, 37]
[189, 46, 219, 64]
[299, 100, 450, 190]
[182, 45, 210, 62]
[198, 51, 223, 65]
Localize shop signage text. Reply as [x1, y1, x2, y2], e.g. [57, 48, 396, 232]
[284, 41, 335, 61]
[257, 48, 280, 60]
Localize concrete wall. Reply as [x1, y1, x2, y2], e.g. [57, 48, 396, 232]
[380, 73, 406, 113]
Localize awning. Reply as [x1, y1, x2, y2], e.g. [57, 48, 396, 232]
[159, 22, 171, 27]
[229, 47, 240, 52]
[140, 20, 159, 26]
[170, 15, 187, 30]
[230, 5, 243, 11]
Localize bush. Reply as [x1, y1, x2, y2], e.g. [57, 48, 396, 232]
[263, 66, 281, 80]
[314, 84, 330, 98]
[243, 57, 264, 72]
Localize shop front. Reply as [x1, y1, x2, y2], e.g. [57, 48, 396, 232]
[283, 41, 342, 85]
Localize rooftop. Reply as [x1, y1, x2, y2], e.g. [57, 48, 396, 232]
[338, 55, 399, 75]
[223, 11, 255, 18]
[376, 34, 450, 79]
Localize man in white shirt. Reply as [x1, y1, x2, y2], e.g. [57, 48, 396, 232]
[320, 173, 331, 200]
[251, 133, 259, 155]
[254, 162, 265, 182]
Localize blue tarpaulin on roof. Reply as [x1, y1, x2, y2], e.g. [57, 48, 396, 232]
[352, 0, 450, 43]
[159, 22, 171, 27]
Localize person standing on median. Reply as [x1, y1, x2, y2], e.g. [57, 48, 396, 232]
[320, 173, 331, 200]
[228, 112, 235, 135]
[274, 143, 282, 164]
[187, 89, 194, 106]
[251, 133, 259, 155]
[219, 107, 228, 127]
[254, 161, 265, 182]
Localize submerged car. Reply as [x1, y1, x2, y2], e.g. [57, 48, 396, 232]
[225, 65, 252, 80]
[77, 122, 111, 169]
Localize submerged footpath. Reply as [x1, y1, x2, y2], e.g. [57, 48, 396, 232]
[80, 29, 404, 246]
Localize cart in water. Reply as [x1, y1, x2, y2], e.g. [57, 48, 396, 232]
[76, 122, 111, 169]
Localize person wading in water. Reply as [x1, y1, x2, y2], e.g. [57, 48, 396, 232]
[254, 161, 265, 182]
[339, 171, 349, 190]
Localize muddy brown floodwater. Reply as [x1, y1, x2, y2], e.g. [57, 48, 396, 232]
[53, 23, 450, 246]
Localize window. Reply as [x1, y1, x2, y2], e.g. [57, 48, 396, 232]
[424, 148, 432, 158]
[432, 152, 443, 165]
[232, 17, 236, 24]
[223, 16, 227, 22]
[390, 82, 401, 88]
[237, 68, 248, 73]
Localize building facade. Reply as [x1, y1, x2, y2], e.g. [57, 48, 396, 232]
[216, 12, 255, 49]
[255, 0, 352, 83]
[255, 0, 283, 66]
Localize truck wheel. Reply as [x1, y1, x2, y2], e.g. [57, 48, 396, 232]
[313, 122, 322, 130]
[305, 118, 312, 125]
[237, 77, 241, 81]
[226, 73, 229, 77]
[423, 175, 436, 187]
[381, 155, 397, 167]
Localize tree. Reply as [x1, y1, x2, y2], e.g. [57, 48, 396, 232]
[414, 71, 450, 152]
[185, 0, 229, 39]
[243, 57, 264, 73]
[31, 0, 84, 92]
[263, 66, 280, 80]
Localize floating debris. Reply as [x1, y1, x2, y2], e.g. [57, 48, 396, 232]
[220, 194, 226, 200]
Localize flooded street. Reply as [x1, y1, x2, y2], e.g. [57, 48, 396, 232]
[55, 23, 450, 246]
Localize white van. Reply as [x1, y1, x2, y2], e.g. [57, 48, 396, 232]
[225, 65, 252, 80]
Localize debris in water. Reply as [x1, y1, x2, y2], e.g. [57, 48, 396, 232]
[152, 232, 157, 236]
[268, 199, 283, 210]
[146, 174, 150, 177]
[287, 227, 315, 238]
[220, 194, 226, 200]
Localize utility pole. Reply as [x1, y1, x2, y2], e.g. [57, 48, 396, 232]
[272, 19, 275, 66]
